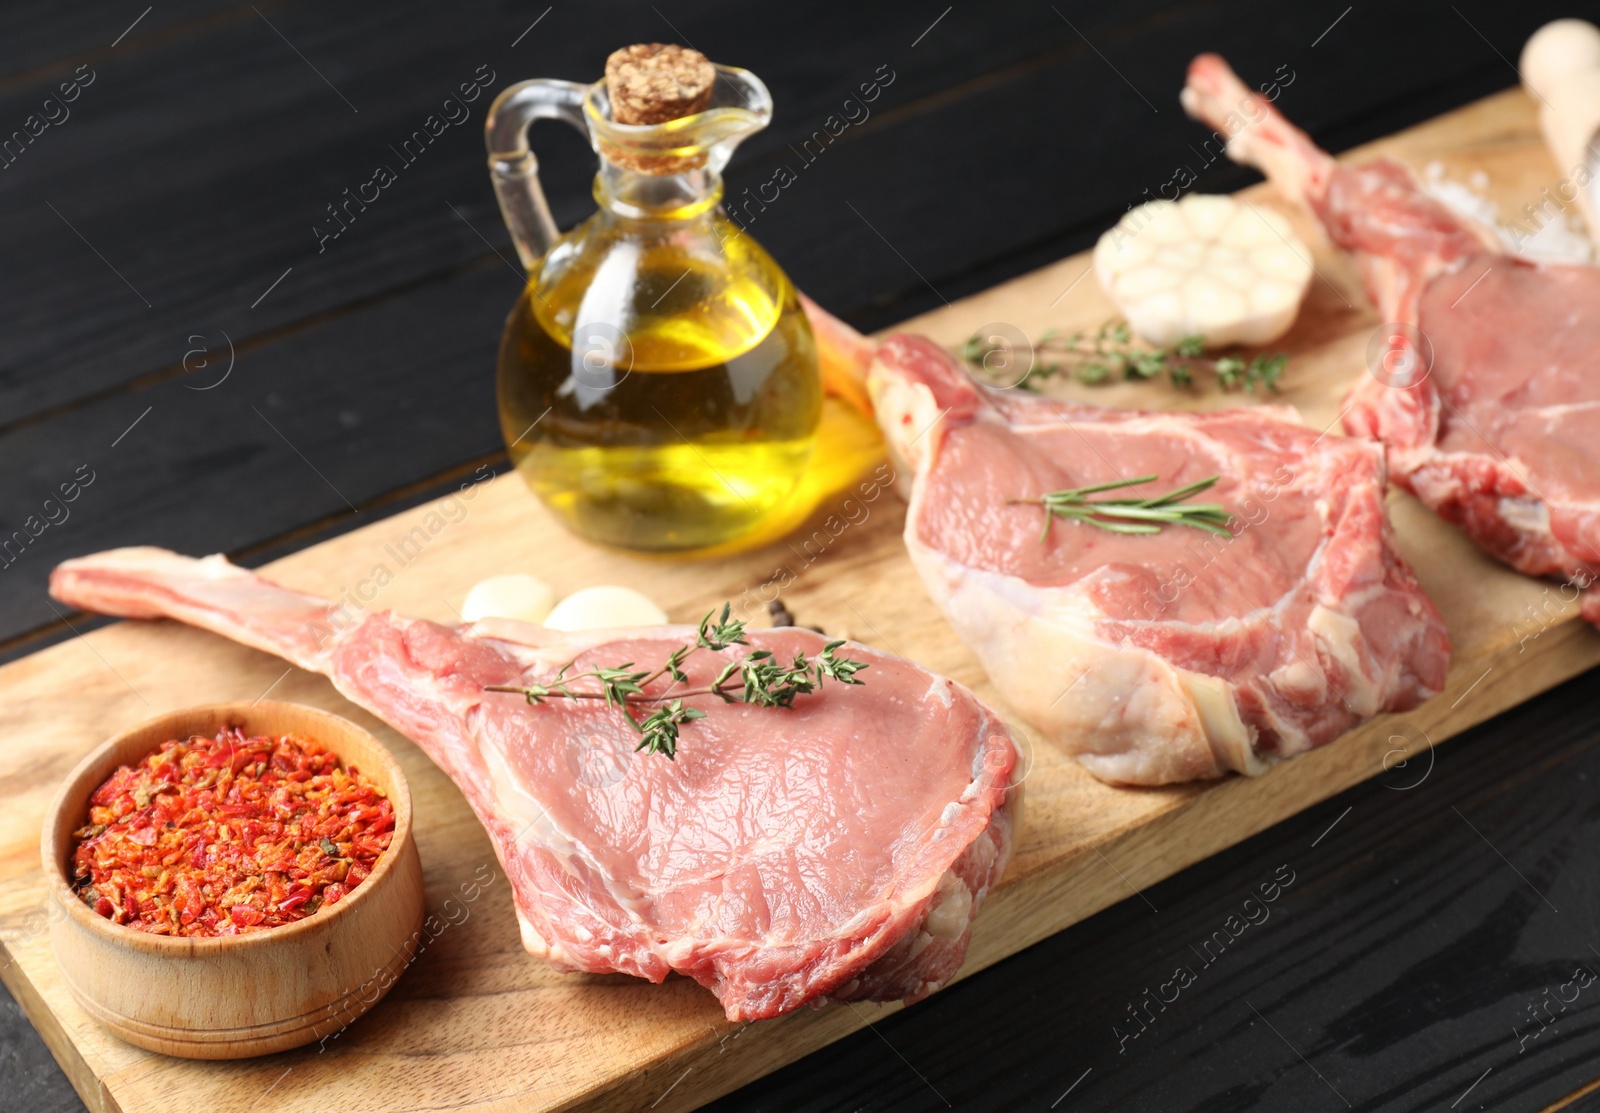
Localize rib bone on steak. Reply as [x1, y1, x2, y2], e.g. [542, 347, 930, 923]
[49, 548, 1019, 1021]
[866, 333, 1449, 786]
[1183, 52, 1600, 620]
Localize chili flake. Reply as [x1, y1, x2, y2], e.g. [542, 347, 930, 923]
[70, 728, 393, 937]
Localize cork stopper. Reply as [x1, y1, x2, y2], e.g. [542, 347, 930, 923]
[605, 44, 715, 125]
[599, 44, 717, 175]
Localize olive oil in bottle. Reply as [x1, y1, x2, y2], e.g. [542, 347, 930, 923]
[487, 43, 830, 553]
[498, 209, 820, 552]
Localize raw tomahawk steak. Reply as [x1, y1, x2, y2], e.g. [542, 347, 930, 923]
[1184, 53, 1600, 620]
[49, 548, 1019, 1021]
[865, 335, 1449, 786]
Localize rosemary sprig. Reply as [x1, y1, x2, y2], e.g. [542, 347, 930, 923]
[1010, 474, 1233, 542]
[962, 319, 1288, 393]
[482, 605, 868, 759]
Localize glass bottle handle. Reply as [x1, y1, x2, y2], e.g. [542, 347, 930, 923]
[484, 79, 590, 270]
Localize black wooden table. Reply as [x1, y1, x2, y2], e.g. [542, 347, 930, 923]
[5, 3, 1600, 1110]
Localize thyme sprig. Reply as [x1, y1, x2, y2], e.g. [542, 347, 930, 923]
[1011, 474, 1233, 541]
[482, 605, 868, 759]
[962, 319, 1288, 393]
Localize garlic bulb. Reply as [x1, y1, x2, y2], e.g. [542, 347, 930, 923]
[1093, 194, 1312, 348]
[543, 586, 669, 631]
[461, 574, 556, 624]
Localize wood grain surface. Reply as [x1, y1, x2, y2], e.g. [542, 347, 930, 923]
[2, 83, 1599, 1112]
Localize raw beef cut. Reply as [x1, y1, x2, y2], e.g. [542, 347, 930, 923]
[1183, 53, 1600, 620]
[49, 547, 1019, 1021]
[865, 334, 1449, 786]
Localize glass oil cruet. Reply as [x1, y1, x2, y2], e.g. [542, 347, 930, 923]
[484, 45, 827, 554]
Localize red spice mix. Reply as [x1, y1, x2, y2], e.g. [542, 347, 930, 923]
[70, 728, 394, 937]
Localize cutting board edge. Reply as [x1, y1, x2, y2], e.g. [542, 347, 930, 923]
[0, 948, 120, 1113]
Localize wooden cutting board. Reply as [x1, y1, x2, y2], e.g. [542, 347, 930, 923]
[3, 85, 1595, 1113]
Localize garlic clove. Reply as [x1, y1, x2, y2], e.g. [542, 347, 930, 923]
[1180, 193, 1237, 235]
[461, 574, 557, 625]
[1126, 291, 1186, 346]
[1116, 264, 1180, 298]
[543, 586, 669, 631]
[1185, 275, 1248, 336]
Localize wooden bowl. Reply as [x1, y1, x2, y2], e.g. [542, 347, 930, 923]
[40, 701, 425, 1059]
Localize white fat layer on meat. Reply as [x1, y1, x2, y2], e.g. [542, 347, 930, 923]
[477, 725, 655, 964]
[1249, 592, 1378, 758]
[967, 721, 1006, 784]
[1498, 496, 1552, 538]
[1178, 670, 1266, 775]
[519, 913, 556, 961]
[1005, 402, 1306, 436]
[912, 543, 1258, 784]
[1307, 603, 1381, 717]
[1519, 399, 1600, 417]
[867, 362, 943, 476]
[477, 742, 575, 968]
[924, 871, 972, 941]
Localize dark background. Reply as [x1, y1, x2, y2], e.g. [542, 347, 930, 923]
[5, 2, 1600, 1110]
